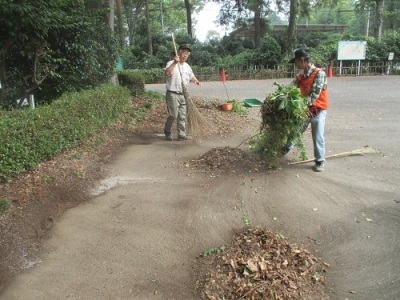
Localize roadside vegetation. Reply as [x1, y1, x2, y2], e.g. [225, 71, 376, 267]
[0, 85, 131, 182]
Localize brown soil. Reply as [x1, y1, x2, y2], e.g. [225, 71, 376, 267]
[0, 96, 327, 298]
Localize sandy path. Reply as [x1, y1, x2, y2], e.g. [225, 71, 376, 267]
[1, 76, 400, 300]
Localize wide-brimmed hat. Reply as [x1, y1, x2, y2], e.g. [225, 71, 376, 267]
[289, 48, 310, 63]
[178, 44, 192, 52]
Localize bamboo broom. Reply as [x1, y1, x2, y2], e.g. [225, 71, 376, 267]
[171, 34, 211, 138]
[289, 146, 381, 165]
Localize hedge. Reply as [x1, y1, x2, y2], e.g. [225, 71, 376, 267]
[0, 85, 131, 181]
[117, 70, 146, 95]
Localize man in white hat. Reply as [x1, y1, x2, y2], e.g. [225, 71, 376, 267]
[164, 44, 201, 141]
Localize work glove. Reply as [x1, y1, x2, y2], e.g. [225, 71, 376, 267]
[308, 106, 321, 118]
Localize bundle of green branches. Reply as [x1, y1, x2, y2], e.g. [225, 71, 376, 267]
[251, 82, 309, 168]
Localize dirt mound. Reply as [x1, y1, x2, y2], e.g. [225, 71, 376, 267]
[188, 146, 265, 175]
[195, 227, 329, 300]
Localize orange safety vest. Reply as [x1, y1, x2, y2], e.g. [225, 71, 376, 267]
[297, 68, 328, 110]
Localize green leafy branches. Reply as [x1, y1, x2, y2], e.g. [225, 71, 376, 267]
[251, 82, 309, 168]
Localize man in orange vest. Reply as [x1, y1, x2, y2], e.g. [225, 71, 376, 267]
[289, 48, 328, 172]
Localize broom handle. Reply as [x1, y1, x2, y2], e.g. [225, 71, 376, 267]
[172, 33, 178, 57]
[289, 150, 365, 165]
[171, 33, 185, 86]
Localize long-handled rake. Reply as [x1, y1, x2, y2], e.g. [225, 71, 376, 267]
[171, 34, 211, 138]
[289, 146, 382, 165]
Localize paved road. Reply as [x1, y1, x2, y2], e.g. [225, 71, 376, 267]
[2, 76, 400, 299]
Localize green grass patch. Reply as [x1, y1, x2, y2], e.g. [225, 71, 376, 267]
[0, 199, 12, 212]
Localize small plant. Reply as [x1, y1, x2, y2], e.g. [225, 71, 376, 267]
[242, 212, 250, 226]
[201, 246, 226, 257]
[0, 199, 12, 212]
[228, 99, 247, 116]
[41, 175, 56, 182]
[144, 102, 153, 109]
[72, 170, 86, 178]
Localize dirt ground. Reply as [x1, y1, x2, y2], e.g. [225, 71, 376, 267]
[1, 76, 399, 299]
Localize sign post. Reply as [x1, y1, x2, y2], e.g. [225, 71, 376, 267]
[337, 41, 367, 76]
[387, 52, 394, 75]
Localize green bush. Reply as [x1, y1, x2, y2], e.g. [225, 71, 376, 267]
[117, 70, 146, 96]
[0, 1, 119, 108]
[134, 68, 165, 84]
[0, 85, 130, 181]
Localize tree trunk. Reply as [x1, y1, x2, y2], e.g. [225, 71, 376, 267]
[107, 0, 119, 86]
[108, 0, 115, 32]
[386, 0, 395, 29]
[116, 0, 124, 48]
[375, 0, 384, 41]
[287, 0, 297, 57]
[254, 1, 262, 49]
[184, 0, 193, 38]
[123, 0, 135, 47]
[145, 0, 153, 55]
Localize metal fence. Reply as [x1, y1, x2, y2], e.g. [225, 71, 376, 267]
[192, 65, 294, 82]
[332, 61, 399, 77]
[151, 61, 399, 84]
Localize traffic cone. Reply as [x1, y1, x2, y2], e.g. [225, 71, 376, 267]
[221, 68, 226, 82]
[328, 65, 333, 78]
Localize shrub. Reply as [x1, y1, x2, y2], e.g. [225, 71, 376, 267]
[117, 70, 145, 96]
[0, 85, 130, 181]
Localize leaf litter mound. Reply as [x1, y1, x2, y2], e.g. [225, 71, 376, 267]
[188, 146, 265, 175]
[195, 227, 329, 300]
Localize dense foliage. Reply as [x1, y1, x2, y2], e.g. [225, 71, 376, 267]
[1, 0, 399, 107]
[117, 70, 146, 96]
[0, 85, 130, 181]
[0, 0, 118, 108]
[251, 82, 309, 169]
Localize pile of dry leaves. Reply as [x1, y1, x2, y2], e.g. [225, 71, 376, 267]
[195, 227, 329, 300]
[188, 146, 265, 175]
